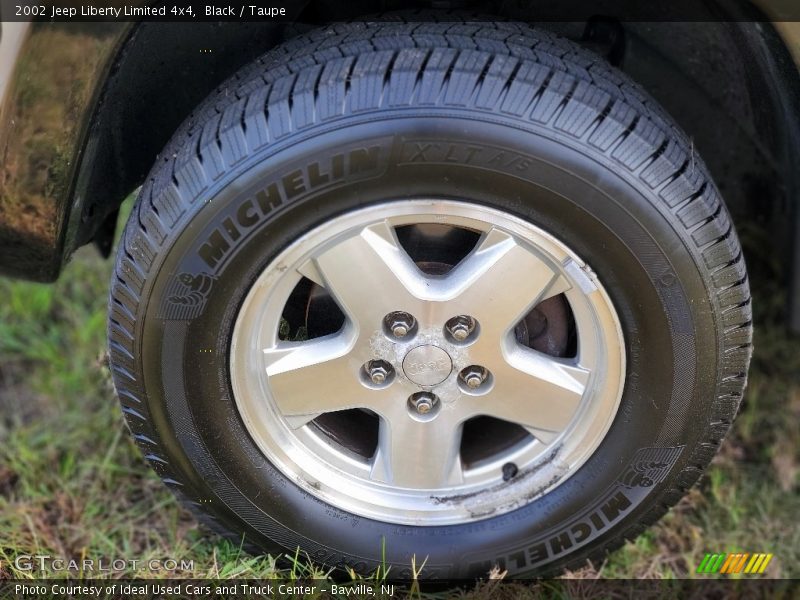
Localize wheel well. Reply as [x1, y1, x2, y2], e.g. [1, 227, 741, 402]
[71, 21, 288, 254]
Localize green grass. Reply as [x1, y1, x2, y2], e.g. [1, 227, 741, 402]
[0, 201, 797, 585]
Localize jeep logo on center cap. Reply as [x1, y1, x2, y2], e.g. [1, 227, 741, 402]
[402, 345, 453, 386]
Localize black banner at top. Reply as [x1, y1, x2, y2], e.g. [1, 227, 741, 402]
[2, 0, 800, 22]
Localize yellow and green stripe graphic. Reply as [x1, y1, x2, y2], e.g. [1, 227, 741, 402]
[696, 552, 773, 574]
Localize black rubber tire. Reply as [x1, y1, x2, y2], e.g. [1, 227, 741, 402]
[108, 20, 752, 578]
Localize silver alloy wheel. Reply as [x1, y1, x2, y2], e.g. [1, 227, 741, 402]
[230, 200, 625, 525]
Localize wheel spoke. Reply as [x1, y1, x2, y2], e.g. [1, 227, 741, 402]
[370, 407, 464, 489]
[437, 228, 563, 335]
[472, 343, 590, 438]
[313, 221, 426, 331]
[263, 329, 374, 427]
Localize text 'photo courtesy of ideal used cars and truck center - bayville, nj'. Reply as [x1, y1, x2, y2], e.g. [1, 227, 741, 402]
[0, 0, 799, 597]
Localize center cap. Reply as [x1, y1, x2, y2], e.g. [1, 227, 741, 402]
[402, 345, 453, 387]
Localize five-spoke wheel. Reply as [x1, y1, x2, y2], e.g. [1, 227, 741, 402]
[230, 200, 625, 524]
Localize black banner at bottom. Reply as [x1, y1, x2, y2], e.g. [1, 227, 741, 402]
[1, 579, 798, 600]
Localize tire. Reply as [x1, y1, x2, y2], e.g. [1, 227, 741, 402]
[108, 20, 752, 578]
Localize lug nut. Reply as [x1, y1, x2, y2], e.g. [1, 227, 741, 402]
[384, 311, 416, 339]
[465, 373, 483, 389]
[392, 324, 409, 338]
[363, 360, 393, 387]
[446, 315, 477, 342]
[415, 398, 433, 414]
[408, 392, 440, 418]
[452, 326, 469, 341]
[460, 365, 489, 391]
